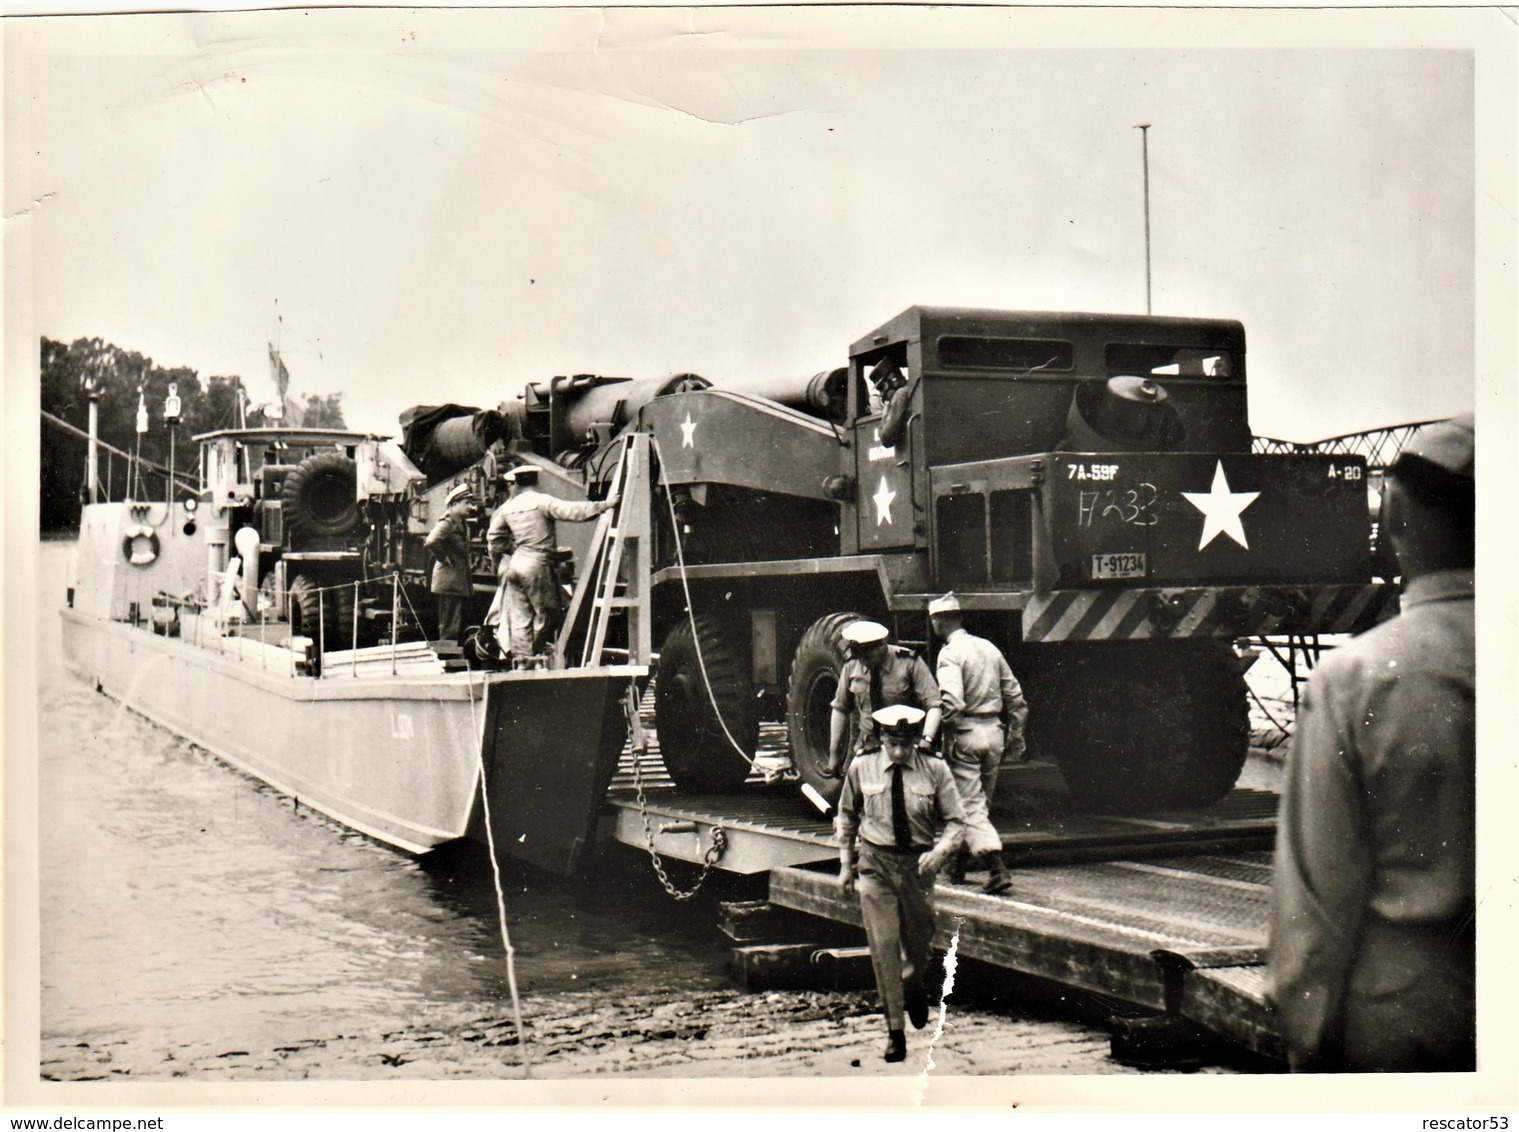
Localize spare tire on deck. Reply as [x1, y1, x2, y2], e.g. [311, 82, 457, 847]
[281, 452, 360, 547]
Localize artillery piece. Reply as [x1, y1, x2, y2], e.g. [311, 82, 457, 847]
[423, 307, 1393, 814]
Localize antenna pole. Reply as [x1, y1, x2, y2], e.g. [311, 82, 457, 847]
[1136, 123, 1152, 314]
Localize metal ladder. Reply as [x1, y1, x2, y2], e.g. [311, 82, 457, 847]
[554, 431, 652, 669]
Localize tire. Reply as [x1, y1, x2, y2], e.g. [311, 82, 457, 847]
[280, 452, 360, 547]
[287, 573, 356, 654]
[785, 612, 865, 804]
[1030, 642, 1249, 813]
[654, 614, 756, 794]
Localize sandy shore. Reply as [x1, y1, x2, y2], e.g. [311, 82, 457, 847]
[44, 983, 1253, 1081]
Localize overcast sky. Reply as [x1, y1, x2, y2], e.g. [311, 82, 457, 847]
[6, 7, 1508, 440]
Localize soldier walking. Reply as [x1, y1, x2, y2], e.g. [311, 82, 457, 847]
[823, 620, 941, 780]
[487, 465, 617, 667]
[928, 592, 1027, 894]
[836, 704, 966, 1063]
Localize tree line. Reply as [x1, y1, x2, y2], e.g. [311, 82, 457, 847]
[40, 336, 346, 532]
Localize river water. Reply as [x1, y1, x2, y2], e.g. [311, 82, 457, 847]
[33, 538, 1238, 1083]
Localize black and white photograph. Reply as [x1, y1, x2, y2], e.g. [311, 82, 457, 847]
[4, 3, 1515, 1116]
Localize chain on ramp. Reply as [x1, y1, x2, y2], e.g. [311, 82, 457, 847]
[624, 684, 728, 900]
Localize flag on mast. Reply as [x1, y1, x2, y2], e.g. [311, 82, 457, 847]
[267, 344, 305, 426]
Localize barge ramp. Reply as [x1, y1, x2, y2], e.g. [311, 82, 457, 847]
[601, 718, 1284, 1062]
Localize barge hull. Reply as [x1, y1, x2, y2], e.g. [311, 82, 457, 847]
[62, 609, 482, 853]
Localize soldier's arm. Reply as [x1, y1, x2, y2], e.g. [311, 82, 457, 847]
[912, 657, 942, 749]
[485, 509, 513, 564]
[543, 496, 612, 523]
[1000, 660, 1029, 757]
[835, 765, 863, 890]
[937, 648, 967, 730]
[918, 761, 966, 874]
[828, 667, 855, 763]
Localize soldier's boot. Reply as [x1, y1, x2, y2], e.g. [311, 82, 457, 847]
[981, 851, 1012, 896]
[883, 1029, 907, 1063]
[944, 848, 968, 885]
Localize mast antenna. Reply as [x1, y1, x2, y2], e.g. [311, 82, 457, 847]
[1135, 124, 1152, 314]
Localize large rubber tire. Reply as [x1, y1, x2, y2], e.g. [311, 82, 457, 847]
[654, 615, 756, 794]
[287, 573, 357, 654]
[1031, 643, 1249, 813]
[785, 612, 866, 805]
[280, 453, 360, 547]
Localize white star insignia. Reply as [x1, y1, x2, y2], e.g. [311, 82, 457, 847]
[872, 476, 897, 526]
[1182, 460, 1260, 550]
[679, 412, 697, 449]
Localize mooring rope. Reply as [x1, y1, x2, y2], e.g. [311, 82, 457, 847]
[461, 658, 532, 1077]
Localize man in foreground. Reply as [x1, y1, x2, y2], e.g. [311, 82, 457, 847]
[836, 704, 966, 1063]
[1268, 414, 1475, 1072]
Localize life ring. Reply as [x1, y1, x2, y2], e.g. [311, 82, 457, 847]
[122, 525, 160, 567]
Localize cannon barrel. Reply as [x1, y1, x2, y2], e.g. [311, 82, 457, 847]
[712, 368, 848, 422]
[560, 372, 712, 443]
[499, 367, 848, 460]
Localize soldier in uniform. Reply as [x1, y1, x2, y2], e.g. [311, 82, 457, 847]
[928, 592, 1027, 895]
[1268, 414, 1475, 1072]
[423, 481, 474, 645]
[823, 620, 941, 780]
[868, 358, 913, 449]
[836, 704, 966, 1063]
[487, 465, 618, 667]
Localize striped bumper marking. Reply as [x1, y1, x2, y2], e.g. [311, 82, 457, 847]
[1023, 584, 1398, 642]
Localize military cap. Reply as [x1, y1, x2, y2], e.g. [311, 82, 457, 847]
[445, 482, 472, 506]
[506, 465, 540, 484]
[872, 703, 926, 739]
[1394, 413, 1474, 482]
[869, 358, 905, 390]
[927, 592, 961, 616]
[841, 620, 889, 649]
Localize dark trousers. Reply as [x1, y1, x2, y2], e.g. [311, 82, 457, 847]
[435, 594, 463, 644]
[857, 841, 937, 1031]
[1338, 916, 1476, 1072]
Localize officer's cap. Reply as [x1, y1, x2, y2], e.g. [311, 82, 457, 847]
[1394, 414, 1474, 483]
[445, 482, 472, 506]
[869, 358, 905, 389]
[927, 592, 961, 617]
[872, 703, 926, 739]
[841, 620, 889, 649]
[506, 465, 540, 485]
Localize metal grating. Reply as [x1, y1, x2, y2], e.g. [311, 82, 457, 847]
[1252, 421, 1438, 469]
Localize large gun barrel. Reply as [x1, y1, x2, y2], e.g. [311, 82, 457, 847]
[501, 366, 848, 461]
[712, 368, 848, 422]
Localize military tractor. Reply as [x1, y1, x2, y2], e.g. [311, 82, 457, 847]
[198, 427, 429, 653]
[421, 307, 1395, 814]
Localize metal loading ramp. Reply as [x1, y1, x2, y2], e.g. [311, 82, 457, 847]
[767, 850, 1280, 1060]
[602, 697, 1284, 1058]
[604, 725, 1278, 875]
